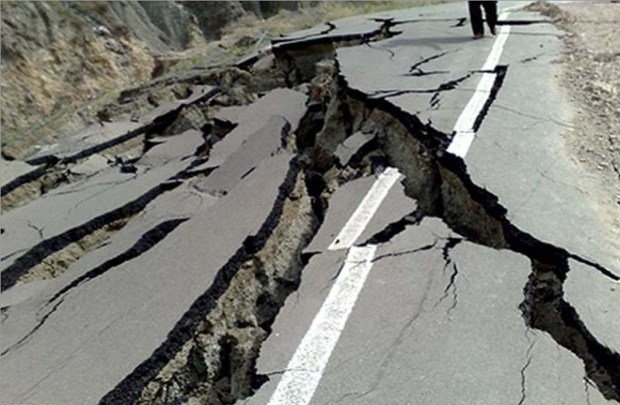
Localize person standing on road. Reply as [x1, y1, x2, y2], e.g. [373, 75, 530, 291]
[467, 1, 498, 39]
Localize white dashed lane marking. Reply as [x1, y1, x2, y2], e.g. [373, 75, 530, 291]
[328, 167, 402, 251]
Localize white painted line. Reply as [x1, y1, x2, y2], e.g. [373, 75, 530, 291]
[328, 167, 402, 251]
[452, 72, 496, 135]
[266, 9, 525, 404]
[266, 245, 377, 405]
[267, 168, 400, 404]
[447, 130, 476, 157]
[482, 12, 512, 71]
[447, 12, 512, 158]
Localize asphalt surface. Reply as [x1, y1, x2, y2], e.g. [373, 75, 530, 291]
[245, 2, 619, 405]
[1, 1, 618, 404]
[247, 220, 602, 405]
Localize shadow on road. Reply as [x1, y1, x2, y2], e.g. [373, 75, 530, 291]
[387, 36, 476, 47]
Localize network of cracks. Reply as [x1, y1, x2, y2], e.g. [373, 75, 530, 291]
[0, 14, 618, 405]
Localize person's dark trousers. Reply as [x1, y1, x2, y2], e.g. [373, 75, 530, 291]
[468, 1, 498, 35]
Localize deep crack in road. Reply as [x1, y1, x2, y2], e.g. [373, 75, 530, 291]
[1, 2, 618, 405]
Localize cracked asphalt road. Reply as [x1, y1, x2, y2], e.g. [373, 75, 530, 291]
[1, 1, 618, 404]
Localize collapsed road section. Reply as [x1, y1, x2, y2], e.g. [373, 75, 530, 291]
[1, 3, 618, 405]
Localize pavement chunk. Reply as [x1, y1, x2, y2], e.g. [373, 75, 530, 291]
[208, 88, 307, 167]
[199, 116, 289, 194]
[138, 129, 204, 167]
[334, 131, 376, 166]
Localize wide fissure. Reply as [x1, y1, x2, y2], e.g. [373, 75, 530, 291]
[3, 12, 618, 404]
[113, 17, 620, 403]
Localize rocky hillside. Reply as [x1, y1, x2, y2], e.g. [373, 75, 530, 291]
[0, 1, 315, 148]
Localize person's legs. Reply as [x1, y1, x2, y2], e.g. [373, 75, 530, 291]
[468, 1, 484, 38]
[482, 1, 498, 35]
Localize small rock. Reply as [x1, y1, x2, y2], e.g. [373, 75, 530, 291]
[589, 80, 616, 95]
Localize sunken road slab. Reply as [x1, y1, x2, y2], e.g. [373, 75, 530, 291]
[334, 131, 375, 167]
[25, 85, 218, 165]
[208, 88, 307, 167]
[0, 152, 296, 404]
[565, 259, 620, 354]
[199, 116, 289, 194]
[0, 158, 191, 275]
[138, 129, 204, 167]
[0, 158, 42, 191]
[304, 172, 414, 254]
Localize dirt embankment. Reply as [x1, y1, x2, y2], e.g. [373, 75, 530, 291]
[1, 1, 172, 143]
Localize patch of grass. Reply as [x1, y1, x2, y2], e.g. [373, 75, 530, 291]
[73, 1, 110, 18]
[1, 129, 22, 149]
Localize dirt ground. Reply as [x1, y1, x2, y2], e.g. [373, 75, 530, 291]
[548, 1, 620, 242]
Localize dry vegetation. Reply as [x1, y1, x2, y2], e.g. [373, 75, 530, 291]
[0, 1, 153, 152]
